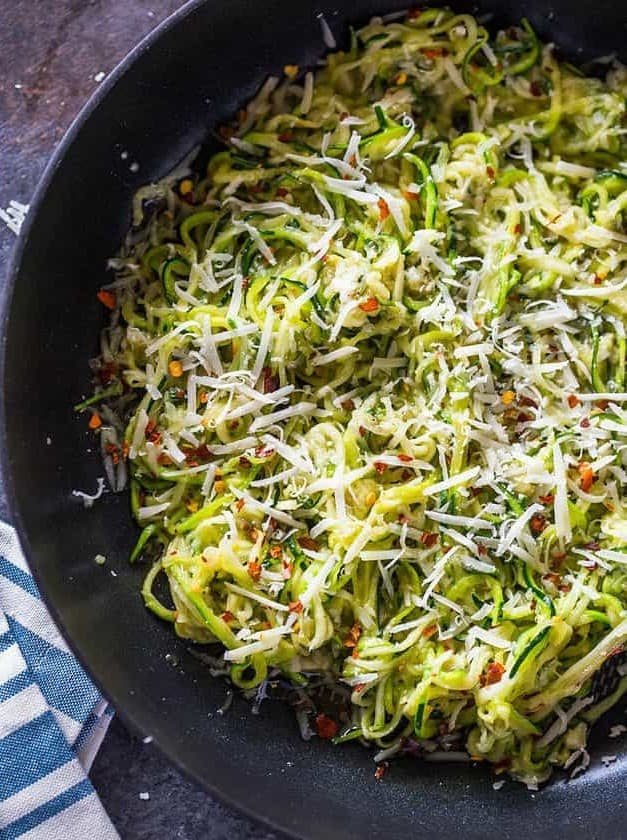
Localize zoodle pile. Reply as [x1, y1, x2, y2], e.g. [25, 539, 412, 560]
[84, 9, 627, 785]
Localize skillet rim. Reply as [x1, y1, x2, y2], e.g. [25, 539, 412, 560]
[1, 3, 626, 838]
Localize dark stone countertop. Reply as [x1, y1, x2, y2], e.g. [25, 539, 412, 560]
[0, 3, 275, 837]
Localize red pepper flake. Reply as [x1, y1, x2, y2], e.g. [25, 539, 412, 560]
[97, 361, 118, 385]
[122, 441, 129, 461]
[96, 289, 116, 310]
[514, 223, 522, 234]
[276, 186, 289, 197]
[191, 444, 212, 462]
[529, 80, 543, 97]
[403, 189, 419, 200]
[105, 442, 120, 465]
[254, 445, 275, 458]
[235, 499, 245, 512]
[567, 394, 581, 409]
[594, 274, 603, 286]
[421, 532, 438, 548]
[314, 714, 338, 740]
[282, 561, 294, 580]
[580, 417, 591, 429]
[377, 197, 390, 221]
[422, 623, 438, 638]
[351, 647, 359, 659]
[239, 456, 252, 469]
[374, 763, 388, 781]
[544, 572, 562, 589]
[278, 131, 294, 142]
[374, 461, 388, 474]
[157, 452, 173, 466]
[539, 494, 554, 505]
[530, 514, 546, 534]
[577, 461, 595, 492]
[596, 399, 609, 410]
[421, 47, 447, 59]
[359, 297, 379, 313]
[358, 426, 366, 437]
[401, 469, 412, 481]
[477, 544, 487, 556]
[584, 541, 601, 552]
[288, 600, 304, 613]
[88, 413, 102, 430]
[407, 7, 422, 19]
[519, 396, 538, 409]
[343, 623, 362, 648]
[263, 367, 280, 394]
[481, 661, 505, 687]
[486, 165, 496, 180]
[342, 399, 355, 411]
[221, 610, 234, 623]
[247, 560, 262, 581]
[298, 535, 320, 551]
[147, 430, 162, 445]
[269, 545, 282, 560]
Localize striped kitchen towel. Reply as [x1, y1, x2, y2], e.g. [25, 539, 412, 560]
[0, 521, 119, 839]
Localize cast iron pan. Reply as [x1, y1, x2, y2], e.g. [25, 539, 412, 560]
[2, 1, 627, 837]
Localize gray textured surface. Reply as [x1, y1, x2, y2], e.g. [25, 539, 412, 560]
[0, 3, 274, 837]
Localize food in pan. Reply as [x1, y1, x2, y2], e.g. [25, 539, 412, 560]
[81, 8, 627, 786]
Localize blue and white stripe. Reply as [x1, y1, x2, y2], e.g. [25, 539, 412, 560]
[0, 522, 118, 839]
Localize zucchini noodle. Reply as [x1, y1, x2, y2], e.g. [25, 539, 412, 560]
[84, 9, 627, 786]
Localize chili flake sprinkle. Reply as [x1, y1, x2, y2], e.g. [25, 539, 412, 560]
[96, 289, 116, 310]
[314, 714, 338, 740]
[359, 297, 379, 313]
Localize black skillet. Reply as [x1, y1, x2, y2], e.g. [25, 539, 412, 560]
[2, 1, 627, 837]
